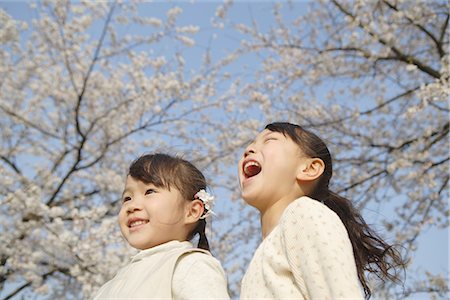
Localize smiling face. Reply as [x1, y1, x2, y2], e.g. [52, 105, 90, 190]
[118, 175, 190, 250]
[238, 129, 307, 212]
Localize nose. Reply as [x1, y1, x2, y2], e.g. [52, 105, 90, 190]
[126, 199, 142, 214]
[244, 144, 256, 158]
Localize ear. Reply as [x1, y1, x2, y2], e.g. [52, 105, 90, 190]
[296, 158, 325, 182]
[184, 199, 205, 225]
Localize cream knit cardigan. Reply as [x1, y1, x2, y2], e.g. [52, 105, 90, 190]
[241, 196, 364, 300]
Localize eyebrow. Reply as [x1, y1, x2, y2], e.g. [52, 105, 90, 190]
[121, 188, 131, 197]
[249, 131, 269, 141]
[259, 131, 279, 140]
[262, 131, 275, 137]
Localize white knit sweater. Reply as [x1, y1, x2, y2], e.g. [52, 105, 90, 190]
[93, 241, 229, 299]
[240, 196, 364, 300]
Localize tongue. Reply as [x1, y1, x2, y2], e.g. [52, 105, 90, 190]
[245, 165, 261, 177]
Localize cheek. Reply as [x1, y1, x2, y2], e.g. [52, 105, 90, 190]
[117, 207, 127, 223]
[151, 201, 185, 224]
[165, 201, 186, 218]
[266, 159, 296, 181]
[117, 209, 128, 236]
[237, 164, 243, 178]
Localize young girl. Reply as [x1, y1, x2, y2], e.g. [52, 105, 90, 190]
[239, 122, 404, 299]
[94, 153, 230, 299]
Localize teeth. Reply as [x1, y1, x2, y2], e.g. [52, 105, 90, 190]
[129, 220, 148, 227]
[244, 161, 262, 177]
[245, 161, 260, 168]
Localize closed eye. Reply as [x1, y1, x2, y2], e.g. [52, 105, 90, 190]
[264, 137, 277, 142]
[123, 196, 131, 202]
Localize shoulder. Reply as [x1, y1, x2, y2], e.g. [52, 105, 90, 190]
[173, 250, 229, 299]
[175, 250, 226, 276]
[178, 251, 218, 265]
[167, 242, 224, 272]
[279, 196, 348, 239]
[281, 196, 340, 224]
[279, 198, 363, 299]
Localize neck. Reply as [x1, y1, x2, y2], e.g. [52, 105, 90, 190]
[260, 196, 297, 238]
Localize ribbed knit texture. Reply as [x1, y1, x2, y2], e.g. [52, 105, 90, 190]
[241, 196, 364, 300]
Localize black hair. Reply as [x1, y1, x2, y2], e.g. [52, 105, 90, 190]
[128, 153, 210, 250]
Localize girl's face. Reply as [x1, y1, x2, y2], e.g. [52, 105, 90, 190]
[238, 129, 305, 212]
[118, 175, 190, 250]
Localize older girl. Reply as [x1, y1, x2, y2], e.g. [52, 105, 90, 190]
[239, 122, 404, 299]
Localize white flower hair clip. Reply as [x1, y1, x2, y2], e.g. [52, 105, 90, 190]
[194, 189, 215, 219]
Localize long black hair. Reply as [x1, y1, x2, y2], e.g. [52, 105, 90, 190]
[266, 122, 405, 299]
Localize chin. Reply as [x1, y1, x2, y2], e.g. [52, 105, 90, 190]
[132, 242, 153, 250]
[241, 193, 260, 209]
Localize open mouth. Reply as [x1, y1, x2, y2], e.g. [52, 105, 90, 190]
[128, 219, 149, 228]
[243, 160, 262, 178]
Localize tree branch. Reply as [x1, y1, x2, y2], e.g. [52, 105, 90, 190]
[0, 156, 22, 175]
[1, 270, 56, 300]
[438, 11, 449, 52]
[310, 86, 420, 127]
[337, 169, 387, 193]
[74, 1, 116, 138]
[382, 0, 445, 58]
[331, 0, 441, 79]
[47, 4, 118, 206]
[367, 121, 449, 153]
[46, 145, 83, 206]
[0, 104, 61, 140]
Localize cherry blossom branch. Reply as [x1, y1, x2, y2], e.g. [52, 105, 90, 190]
[337, 169, 387, 194]
[1, 270, 57, 300]
[438, 13, 449, 49]
[331, 0, 441, 79]
[0, 155, 22, 175]
[0, 104, 61, 140]
[308, 86, 420, 127]
[74, 1, 116, 139]
[382, 0, 446, 58]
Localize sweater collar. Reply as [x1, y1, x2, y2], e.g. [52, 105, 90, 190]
[131, 240, 193, 262]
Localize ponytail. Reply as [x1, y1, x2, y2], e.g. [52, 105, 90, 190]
[321, 190, 404, 299]
[192, 219, 210, 251]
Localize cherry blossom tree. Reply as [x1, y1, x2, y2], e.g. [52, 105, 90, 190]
[0, 1, 253, 298]
[0, 0, 448, 299]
